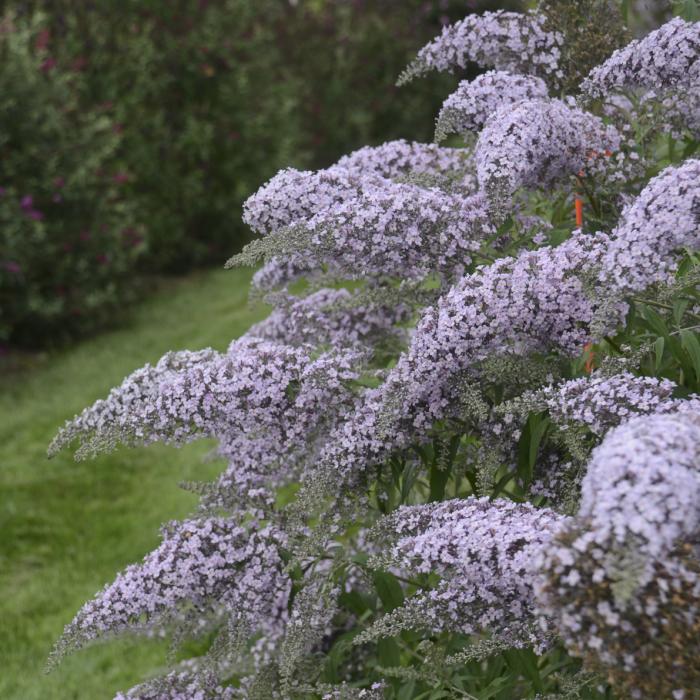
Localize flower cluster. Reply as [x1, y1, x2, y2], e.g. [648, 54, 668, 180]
[398, 11, 562, 85]
[313, 231, 627, 493]
[300, 184, 495, 283]
[241, 140, 475, 238]
[334, 139, 474, 188]
[241, 166, 369, 237]
[114, 670, 237, 700]
[235, 182, 496, 286]
[535, 411, 700, 697]
[600, 158, 700, 293]
[48, 348, 221, 458]
[360, 497, 565, 649]
[248, 288, 410, 351]
[581, 17, 700, 98]
[434, 70, 549, 142]
[51, 337, 359, 460]
[577, 411, 700, 565]
[475, 99, 620, 197]
[542, 372, 700, 436]
[50, 518, 290, 664]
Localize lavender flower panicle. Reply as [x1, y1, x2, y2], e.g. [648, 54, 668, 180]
[475, 99, 620, 198]
[434, 71, 548, 142]
[542, 372, 700, 436]
[48, 348, 220, 459]
[535, 411, 700, 697]
[114, 671, 237, 700]
[51, 337, 359, 461]
[247, 288, 410, 350]
[398, 11, 562, 85]
[335, 139, 474, 187]
[360, 497, 565, 650]
[50, 518, 290, 665]
[600, 158, 700, 293]
[241, 140, 474, 238]
[581, 17, 700, 98]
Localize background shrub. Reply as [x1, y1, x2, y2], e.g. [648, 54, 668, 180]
[0, 12, 142, 347]
[2, 0, 519, 347]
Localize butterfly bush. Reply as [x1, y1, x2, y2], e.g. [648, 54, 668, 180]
[49, 8, 700, 699]
[434, 70, 549, 142]
[398, 10, 563, 85]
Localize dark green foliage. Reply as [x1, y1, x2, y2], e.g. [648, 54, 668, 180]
[1, 0, 521, 347]
[0, 13, 142, 346]
[539, 0, 629, 92]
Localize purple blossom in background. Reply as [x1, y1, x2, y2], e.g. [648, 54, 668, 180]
[434, 70, 548, 142]
[398, 10, 562, 85]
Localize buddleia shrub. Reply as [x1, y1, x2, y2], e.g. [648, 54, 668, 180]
[50, 2, 700, 699]
[0, 12, 142, 346]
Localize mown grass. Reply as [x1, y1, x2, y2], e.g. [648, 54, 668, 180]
[0, 268, 267, 700]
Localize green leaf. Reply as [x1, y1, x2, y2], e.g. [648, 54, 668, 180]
[372, 570, 405, 612]
[640, 305, 669, 338]
[681, 329, 700, 382]
[429, 462, 450, 502]
[654, 336, 665, 371]
[673, 298, 690, 326]
[397, 680, 416, 700]
[377, 637, 401, 668]
[516, 413, 550, 485]
[339, 589, 369, 617]
[504, 649, 543, 691]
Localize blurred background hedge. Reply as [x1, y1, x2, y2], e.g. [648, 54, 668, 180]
[0, 0, 520, 348]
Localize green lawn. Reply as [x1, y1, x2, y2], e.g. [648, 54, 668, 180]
[0, 268, 267, 700]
